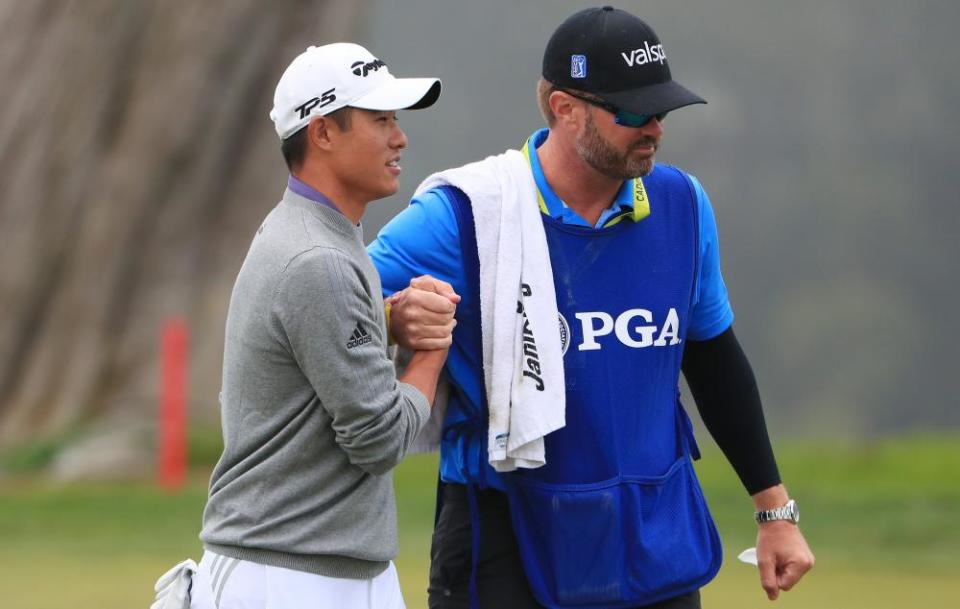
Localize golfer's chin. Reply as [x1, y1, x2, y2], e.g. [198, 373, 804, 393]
[370, 180, 401, 202]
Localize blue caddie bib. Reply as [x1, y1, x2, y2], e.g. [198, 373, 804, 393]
[443, 163, 722, 609]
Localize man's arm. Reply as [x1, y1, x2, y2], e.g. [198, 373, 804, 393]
[750, 485, 815, 600]
[369, 188, 466, 350]
[682, 327, 779, 493]
[682, 327, 814, 600]
[388, 275, 460, 351]
[390, 276, 460, 399]
[398, 347, 448, 404]
[273, 248, 439, 474]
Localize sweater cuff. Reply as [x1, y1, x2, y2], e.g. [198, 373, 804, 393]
[397, 381, 432, 430]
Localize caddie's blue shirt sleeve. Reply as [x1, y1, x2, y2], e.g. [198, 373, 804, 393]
[369, 188, 488, 489]
[688, 175, 735, 341]
[367, 188, 465, 299]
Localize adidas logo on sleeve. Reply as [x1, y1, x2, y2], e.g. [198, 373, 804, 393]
[346, 322, 372, 349]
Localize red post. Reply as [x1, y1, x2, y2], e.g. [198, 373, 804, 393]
[159, 317, 189, 491]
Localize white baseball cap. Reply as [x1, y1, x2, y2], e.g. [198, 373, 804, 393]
[270, 42, 441, 140]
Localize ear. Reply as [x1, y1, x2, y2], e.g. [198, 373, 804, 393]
[549, 90, 581, 130]
[307, 116, 334, 151]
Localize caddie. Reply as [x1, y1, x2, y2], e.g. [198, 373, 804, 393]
[371, 7, 814, 609]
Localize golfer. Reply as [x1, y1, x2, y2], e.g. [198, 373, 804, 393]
[191, 42, 453, 609]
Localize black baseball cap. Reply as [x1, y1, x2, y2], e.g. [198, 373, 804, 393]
[542, 6, 706, 116]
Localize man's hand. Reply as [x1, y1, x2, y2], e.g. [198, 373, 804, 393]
[751, 485, 814, 600]
[389, 275, 460, 350]
[756, 518, 815, 600]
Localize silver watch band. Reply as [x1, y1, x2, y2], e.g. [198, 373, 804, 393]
[754, 499, 799, 524]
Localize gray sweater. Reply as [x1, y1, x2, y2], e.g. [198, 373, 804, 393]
[200, 188, 430, 579]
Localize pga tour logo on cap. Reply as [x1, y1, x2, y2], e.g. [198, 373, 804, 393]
[570, 54, 587, 78]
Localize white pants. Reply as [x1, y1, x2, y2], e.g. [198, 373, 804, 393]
[190, 550, 406, 609]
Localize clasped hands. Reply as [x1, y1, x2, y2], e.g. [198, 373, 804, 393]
[388, 275, 460, 350]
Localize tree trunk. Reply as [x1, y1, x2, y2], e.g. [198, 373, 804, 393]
[0, 0, 367, 452]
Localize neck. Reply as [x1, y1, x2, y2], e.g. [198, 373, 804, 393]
[537, 130, 622, 226]
[292, 166, 366, 225]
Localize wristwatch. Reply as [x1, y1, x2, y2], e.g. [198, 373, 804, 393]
[754, 499, 800, 524]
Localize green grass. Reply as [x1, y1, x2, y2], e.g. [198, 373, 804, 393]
[0, 435, 957, 608]
[695, 435, 960, 571]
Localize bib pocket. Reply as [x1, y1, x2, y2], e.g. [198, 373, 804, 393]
[621, 458, 722, 602]
[505, 455, 721, 608]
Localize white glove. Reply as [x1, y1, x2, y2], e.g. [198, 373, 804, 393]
[738, 547, 758, 566]
[151, 559, 198, 609]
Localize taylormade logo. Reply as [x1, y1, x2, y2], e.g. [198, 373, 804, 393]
[621, 42, 666, 67]
[351, 58, 386, 77]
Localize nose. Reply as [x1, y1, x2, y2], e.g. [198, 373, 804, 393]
[390, 123, 408, 150]
[643, 116, 664, 136]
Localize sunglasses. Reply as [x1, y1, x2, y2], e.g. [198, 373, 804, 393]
[554, 87, 667, 128]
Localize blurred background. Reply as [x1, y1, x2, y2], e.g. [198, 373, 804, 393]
[0, 1, 957, 608]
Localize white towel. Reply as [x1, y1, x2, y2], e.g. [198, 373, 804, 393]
[415, 150, 565, 471]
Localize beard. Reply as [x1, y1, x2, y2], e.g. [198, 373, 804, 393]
[575, 113, 658, 179]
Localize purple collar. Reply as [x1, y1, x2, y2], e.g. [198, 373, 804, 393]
[287, 175, 341, 215]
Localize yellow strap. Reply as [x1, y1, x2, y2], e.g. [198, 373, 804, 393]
[630, 176, 651, 223]
[521, 138, 651, 226]
[521, 141, 550, 214]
